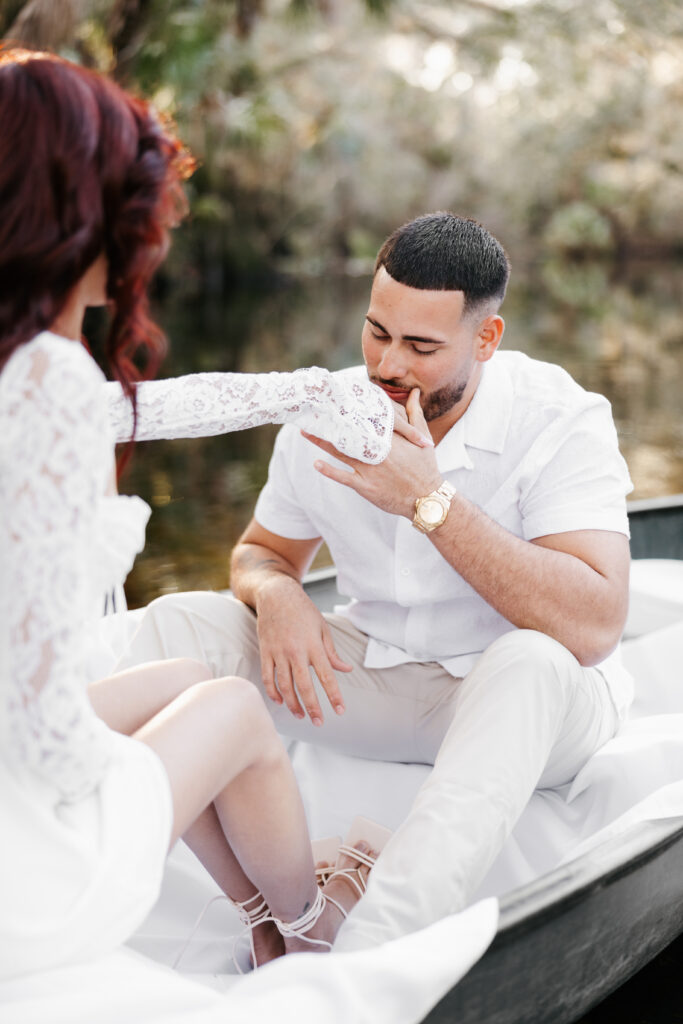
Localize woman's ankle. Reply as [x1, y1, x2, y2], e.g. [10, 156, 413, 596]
[251, 920, 286, 966]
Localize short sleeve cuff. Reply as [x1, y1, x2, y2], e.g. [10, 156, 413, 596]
[522, 506, 630, 541]
[254, 486, 321, 540]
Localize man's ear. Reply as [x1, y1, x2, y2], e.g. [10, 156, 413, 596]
[476, 315, 504, 363]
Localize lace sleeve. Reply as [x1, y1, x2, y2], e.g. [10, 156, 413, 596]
[105, 366, 394, 464]
[2, 341, 112, 800]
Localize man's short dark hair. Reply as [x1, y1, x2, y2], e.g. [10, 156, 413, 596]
[375, 212, 510, 316]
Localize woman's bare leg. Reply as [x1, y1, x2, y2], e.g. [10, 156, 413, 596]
[182, 801, 284, 962]
[90, 661, 373, 959]
[134, 675, 326, 951]
[90, 660, 284, 961]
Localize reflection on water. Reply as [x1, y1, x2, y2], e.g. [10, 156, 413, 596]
[121, 262, 683, 608]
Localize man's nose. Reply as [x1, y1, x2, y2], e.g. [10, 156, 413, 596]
[378, 343, 408, 381]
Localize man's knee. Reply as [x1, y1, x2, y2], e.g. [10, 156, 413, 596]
[124, 591, 257, 670]
[473, 629, 579, 701]
[487, 628, 574, 666]
[141, 591, 251, 632]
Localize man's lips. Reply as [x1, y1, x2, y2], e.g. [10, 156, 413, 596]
[375, 381, 413, 401]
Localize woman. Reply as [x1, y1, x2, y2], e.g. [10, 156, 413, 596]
[0, 49, 421, 979]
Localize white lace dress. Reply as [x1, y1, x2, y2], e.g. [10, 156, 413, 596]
[0, 330, 393, 979]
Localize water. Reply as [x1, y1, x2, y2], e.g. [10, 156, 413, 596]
[120, 261, 683, 608]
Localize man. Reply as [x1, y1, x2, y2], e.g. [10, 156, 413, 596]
[118, 212, 632, 950]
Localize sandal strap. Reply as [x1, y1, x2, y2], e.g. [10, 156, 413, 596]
[325, 867, 366, 899]
[234, 872, 357, 968]
[234, 891, 270, 927]
[326, 843, 379, 900]
[320, 890, 347, 922]
[173, 893, 228, 970]
[271, 886, 326, 941]
[232, 891, 270, 975]
[316, 863, 336, 886]
[269, 886, 346, 951]
[337, 843, 377, 870]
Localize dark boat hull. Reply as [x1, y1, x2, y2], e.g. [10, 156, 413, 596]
[427, 818, 683, 1023]
[628, 495, 683, 560]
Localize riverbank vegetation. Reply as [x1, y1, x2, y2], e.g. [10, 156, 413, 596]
[3, 0, 682, 291]
[4, 1, 681, 603]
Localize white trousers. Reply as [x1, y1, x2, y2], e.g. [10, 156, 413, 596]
[116, 591, 619, 949]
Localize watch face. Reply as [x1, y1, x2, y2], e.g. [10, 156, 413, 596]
[420, 497, 444, 525]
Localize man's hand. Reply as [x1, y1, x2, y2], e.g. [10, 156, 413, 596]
[391, 399, 435, 450]
[230, 526, 353, 726]
[302, 389, 442, 517]
[255, 575, 351, 726]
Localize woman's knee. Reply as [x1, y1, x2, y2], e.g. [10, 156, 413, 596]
[166, 657, 213, 687]
[211, 675, 284, 762]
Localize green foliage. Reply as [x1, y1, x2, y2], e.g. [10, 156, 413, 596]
[543, 202, 615, 254]
[4, 0, 682, 280]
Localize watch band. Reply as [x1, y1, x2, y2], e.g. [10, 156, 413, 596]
[412, 481, 457, 534]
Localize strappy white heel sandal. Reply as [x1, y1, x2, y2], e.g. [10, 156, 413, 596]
[235, 822, 392, 971]
[276, 822, 392, 949]
[233, 885, 348, 969]
[327, 816, 392, 899]
[312, 835, 342, 887]
[232, 890, 272, 974]
[269, 886, 348, 951]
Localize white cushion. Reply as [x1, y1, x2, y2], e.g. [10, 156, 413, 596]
[622, 619, 683, 718]
[624, 559, 683, 638]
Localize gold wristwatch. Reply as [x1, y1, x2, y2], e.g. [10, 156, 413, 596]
[412, 481, 457, 534]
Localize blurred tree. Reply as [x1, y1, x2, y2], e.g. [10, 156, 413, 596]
[2, 0, 84, 50]
[2, 0, 681, 279]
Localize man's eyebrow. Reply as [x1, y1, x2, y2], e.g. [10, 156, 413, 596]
[365, 315, 389, 334]
[365, 315, 446, 346]
[403, 333, 446, 345]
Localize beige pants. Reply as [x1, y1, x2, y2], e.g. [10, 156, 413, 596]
[116, 591, 619, 949]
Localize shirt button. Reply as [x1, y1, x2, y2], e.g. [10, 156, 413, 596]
[400, 568, 411, 576]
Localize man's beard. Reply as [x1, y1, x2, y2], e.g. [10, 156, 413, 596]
[421, 378, 468, 421]
[369, 371, 469, 421]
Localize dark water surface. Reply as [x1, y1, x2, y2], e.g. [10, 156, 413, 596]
[121, 262, 683, 609]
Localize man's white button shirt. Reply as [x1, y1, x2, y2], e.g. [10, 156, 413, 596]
[255, 352, 634, 716]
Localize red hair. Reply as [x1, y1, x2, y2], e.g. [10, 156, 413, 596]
[0, 48, 193, 465]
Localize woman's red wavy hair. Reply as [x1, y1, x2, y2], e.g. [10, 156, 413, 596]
[0, 48, 193, 468]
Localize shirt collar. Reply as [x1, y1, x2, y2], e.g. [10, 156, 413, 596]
[436, 353, 514, 472]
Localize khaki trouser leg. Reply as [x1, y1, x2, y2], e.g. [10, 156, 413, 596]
[334, 629, 619, 950]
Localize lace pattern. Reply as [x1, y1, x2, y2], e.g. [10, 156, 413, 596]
[1, 333, 393, 802]
[106, 366, 393, 463]
[1, 334, 114, 801]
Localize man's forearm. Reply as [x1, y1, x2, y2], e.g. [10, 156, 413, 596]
[230, 543, 303, 611]
[428, 494, 629, 666]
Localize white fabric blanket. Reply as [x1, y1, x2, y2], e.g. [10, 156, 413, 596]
[4, 560, 683, 1024]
